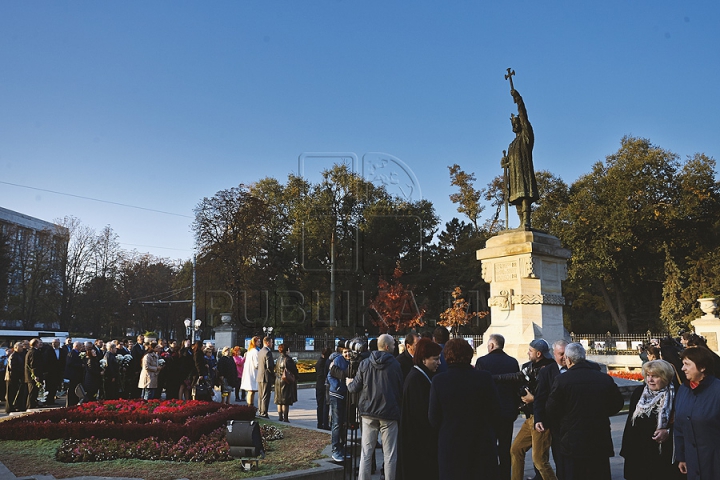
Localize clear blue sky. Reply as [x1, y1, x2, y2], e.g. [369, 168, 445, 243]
[1, 1, 718, 260]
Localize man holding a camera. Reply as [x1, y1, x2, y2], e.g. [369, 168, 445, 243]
[507, 339, 557, 480]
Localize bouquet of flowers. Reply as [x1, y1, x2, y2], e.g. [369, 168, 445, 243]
[158, 358, 165, 367]
[37, 382, 48, 404]
[100, 358, 108, 369]
[115, 355, 133, 394]
[31, 374, 48, 404]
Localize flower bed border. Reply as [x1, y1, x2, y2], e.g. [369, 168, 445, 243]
[0, 400, 256, 442]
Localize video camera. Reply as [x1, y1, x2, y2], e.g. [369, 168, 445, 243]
[337, 336, 368, 378]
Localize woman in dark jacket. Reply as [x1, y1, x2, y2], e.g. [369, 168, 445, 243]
[177, 340, 195, 400]
[273, 344, 298, 422]
[399, 338, 442, 480]
[428, 338, 501, 480]
[620, 359, 682, 480]
[674, 346, 720, 479]
[102, 343, 120, 400]
[83, 347, 102, 401]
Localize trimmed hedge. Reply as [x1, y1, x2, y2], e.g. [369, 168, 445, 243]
[0, 400, 256, 442]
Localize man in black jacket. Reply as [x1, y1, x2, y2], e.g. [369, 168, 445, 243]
[130, 335, 145, 399]
[546, 343, 623, 480]
[64, 341, 85, 406]
[42, 338, 66, 405]
[475, 334, 520, 480]
[506, 338, 557, 480]
[25, 338, 44, 409]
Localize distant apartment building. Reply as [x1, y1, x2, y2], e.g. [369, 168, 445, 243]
[0, 207, 68, 330]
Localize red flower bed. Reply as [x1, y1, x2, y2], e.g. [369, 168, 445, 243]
[608, 370, 644, 382]
[0, 399, 256, 442]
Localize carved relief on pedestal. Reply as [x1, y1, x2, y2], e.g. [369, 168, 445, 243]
[481, 262, 492, 283]
[494, 261, 518, 282]
[522, 257, 537, 279]
[510, 294, 566, 306]
[559, 263, 568, 282]
[489, 289, 513, 311]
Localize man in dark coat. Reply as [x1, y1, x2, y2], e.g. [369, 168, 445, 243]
[25, 338, 44, 409]
[396, 332, 417, 380]
[130, 334, 145, 399]
[348, 334, 404, 480]
[475, 333, 520, 480]
[256, 336, 275, 418]
[533, 340, 568, 479]
[42, 338, 66, 405]
[64, 341, 85, 407]
[546, 342, 624, 480]
[500, 338, 556, 480]
[5, 342, 26, 413]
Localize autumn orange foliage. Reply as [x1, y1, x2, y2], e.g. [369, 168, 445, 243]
[438, 287, 489, 336]
[368, 266, 425, 333]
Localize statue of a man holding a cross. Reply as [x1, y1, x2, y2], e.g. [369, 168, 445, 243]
[501, 69, 539, 230]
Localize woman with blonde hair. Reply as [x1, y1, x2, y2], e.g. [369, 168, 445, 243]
[621, 359, 682, 479]
[216, 346, 239, 404]
[240, 336, 261, 407]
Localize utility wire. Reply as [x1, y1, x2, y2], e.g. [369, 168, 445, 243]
[0, 180, 193, 219]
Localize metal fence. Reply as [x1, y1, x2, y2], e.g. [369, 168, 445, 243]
[570, 332, 670, 355]
[265, 333, 485, 355]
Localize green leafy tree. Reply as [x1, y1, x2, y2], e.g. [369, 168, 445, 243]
[548, 137, 719, 333]
[448, 164, 485, 233]
[660, 247, 686, 334]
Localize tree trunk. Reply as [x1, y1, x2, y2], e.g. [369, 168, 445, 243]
[597, 279, 630, 334]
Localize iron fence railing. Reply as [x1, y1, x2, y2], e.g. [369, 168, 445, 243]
[570, 332, 670, 355]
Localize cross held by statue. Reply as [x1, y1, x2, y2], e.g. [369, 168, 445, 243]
[505, 68, 515, 91]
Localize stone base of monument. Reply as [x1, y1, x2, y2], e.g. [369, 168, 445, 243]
[477, 229, 571, 365]
[210, 312, 237, 352]
[692, 317, 720, 353]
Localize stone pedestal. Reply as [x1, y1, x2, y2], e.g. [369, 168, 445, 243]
[692, 298, 720, 353]
[477, 230, 571, 364]
[213, 313, 237, 351]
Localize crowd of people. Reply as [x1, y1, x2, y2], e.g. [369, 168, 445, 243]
[317, 329, 720, 480]
[1, 334, 299, 421]
[3, 328, 720, 479]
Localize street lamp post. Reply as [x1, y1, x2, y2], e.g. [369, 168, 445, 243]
[262, 326, 273, 348]
[184, 318, 192, 341]
[194, 319, 203, 342]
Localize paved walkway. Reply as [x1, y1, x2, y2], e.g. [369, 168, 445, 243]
[0, 384, 634, 479]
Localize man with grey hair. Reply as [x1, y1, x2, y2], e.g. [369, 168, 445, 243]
[546, 343, 623, 480]
[475, 333, 520, 480]
[348, 333, 403, 480]
[64, 341, 85, 406]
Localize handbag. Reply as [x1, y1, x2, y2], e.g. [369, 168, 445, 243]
[281, 367, 295, 385]
[192, 379, 210, 399]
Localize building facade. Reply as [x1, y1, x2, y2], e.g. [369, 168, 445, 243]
[0, 207, 68, 330]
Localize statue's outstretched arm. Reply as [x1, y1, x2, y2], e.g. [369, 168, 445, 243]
[512, 89, 529, 125]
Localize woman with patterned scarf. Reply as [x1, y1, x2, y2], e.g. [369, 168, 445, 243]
[620, 359, 683, 480]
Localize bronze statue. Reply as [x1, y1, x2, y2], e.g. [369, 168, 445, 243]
[501, 68, 538, 230]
